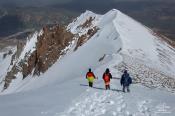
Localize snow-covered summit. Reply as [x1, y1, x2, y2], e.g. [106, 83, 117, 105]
[67, 9, 175, 92]
[71, 9, 175, 75]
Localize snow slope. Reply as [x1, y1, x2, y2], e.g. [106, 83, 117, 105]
[0, 9, 175, 116]
[0, 55, 175, 116]
[69, 9, 175, 77]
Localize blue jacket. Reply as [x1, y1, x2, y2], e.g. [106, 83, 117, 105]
[120, 73, 132, 86]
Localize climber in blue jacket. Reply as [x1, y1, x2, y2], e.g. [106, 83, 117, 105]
[120, 70, 132, 92]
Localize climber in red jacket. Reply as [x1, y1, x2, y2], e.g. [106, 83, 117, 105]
[103, 68, 112, 90]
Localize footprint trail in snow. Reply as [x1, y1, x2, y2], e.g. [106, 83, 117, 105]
[57, 87, 132, 116]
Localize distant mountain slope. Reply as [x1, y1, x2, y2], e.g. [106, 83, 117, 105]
[1, 0, 175, 41]
[0, 7, 77, 37]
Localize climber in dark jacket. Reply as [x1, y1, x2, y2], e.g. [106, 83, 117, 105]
[120, 70, 132, 92]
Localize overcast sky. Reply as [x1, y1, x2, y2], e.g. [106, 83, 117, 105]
[0, 0, 72, 6]
[0, 0, 173, 7]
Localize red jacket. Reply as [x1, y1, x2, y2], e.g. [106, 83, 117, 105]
[103, 73, 112, 82]
[86, 72, 96, 79]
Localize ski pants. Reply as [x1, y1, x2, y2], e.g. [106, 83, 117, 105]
[87, 77, 94, 87]
[89, 82, 93, 87]
[105, 81, 110, 90]
[123, 85, 130, 92]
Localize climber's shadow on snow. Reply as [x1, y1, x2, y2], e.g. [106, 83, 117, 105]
[80, 84, 122, 92]
[80, 84, 89, 87]
[80, 84, 105, 90]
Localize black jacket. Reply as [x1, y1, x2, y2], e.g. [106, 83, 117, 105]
[120, 73, 132, 86]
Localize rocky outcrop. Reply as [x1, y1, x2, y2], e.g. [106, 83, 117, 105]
[3, 25, 74, 89]
[74, 16, 98, 51]
[74, 27, 98, 51]
[33, 25, 74, 75]
[3, 16, 99, 90]
[4, 66, 19, 89]
[22, 51, 37, 77]
[4, 41, 25, 89]
[3, 50, 13, 59]
[78, 17, 94, 29]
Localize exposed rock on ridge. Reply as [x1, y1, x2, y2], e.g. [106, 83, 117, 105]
[4, 25, 74, 89]
[3, 18, 99, 90]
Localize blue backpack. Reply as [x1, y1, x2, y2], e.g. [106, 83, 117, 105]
[123, 74, 132, 85]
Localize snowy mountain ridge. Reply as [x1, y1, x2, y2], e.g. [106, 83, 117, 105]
[0, 9, 175, 116]
[1, 8, 175, 94]
[68, 9, 175, 91]
[69, 9, 175, 76]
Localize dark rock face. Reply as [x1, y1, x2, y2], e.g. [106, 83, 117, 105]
[74, 17, 98, 51]
[78, 17, 94, 29]
[22, 51, 37, 78]
[3, 25, 74, 89]
[3, 17, 99, 90]
[3, 50, 13, 59]
[4, 65, 20, 89]
[33, 25, 74, 75]
[74, 27, 98, 51]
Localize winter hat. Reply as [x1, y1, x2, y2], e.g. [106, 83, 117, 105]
[106, 68, 110, 73]
[124, 70, 127, 74]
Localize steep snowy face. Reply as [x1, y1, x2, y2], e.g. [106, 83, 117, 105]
[67, 9, 175, 91]
[71, 9, 175, 76]
[67, 10, 122, 54]
[111, 10, 175, 76]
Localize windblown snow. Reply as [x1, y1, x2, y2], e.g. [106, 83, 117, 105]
[0, 9, 175, 116]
